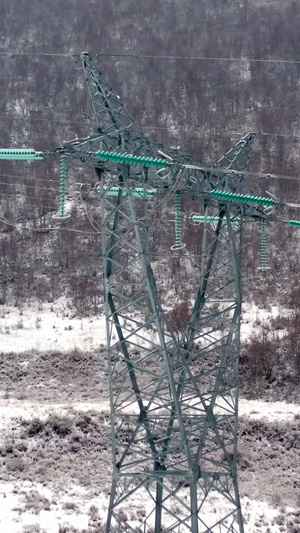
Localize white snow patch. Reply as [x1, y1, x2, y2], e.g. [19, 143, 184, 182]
[0, 480, 108, 533]
[241, 495, 292, 532]
[0, 301, 107, 353]
[241, 302, 281, 342]
[0, 480, 292, 533]
[239, 398, 300, 423]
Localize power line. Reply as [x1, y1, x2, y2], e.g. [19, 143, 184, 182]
[94, 53, 300, 65]
[0, 173, 60, 184]
[15, 203, 57, 210]
[1, 113, 300, 141]
[1, 192, 56, 203]
[17, 205, 56, 211]
[1, 150, 300, 183]
[0, 180, 58, 192]
[236, 131, 300, 140]
[1, 161, 300, 189]
[1, 50, 300, 65]
[32, 225, 100, 235]
[181, 163, 300, 184]
[0, 52, 72, 57]
[0, 209, 295, 242]
[0, 216, 16, 228]
[0, 114, 89, 126]
[146, 128, 300, 140]
[0, 215, 101, 235]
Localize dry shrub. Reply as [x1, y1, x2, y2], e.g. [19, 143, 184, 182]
[49, 415, 73, 437]
[168, 301, 190, 339]
[287, 311, 300, 381]
[241, 331, 278, 382]
[24, 490, 50, 513]
[24, 415, 72, 439]
[6, 456, 25, 472]
[26, 418, 45, 437]
[59, 525, 107, 533]
[2, 410, 111, 488]
[59, 526, 80, 533]
[287, 524, 300, 533]
[22, 525, 46, 533]
[88, 505, 99, 519]
[62, 501, 79, 512]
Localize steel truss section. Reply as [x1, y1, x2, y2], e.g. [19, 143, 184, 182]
[99, 157, 245, 531]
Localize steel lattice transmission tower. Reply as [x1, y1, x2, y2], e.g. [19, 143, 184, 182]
[57, 53, 263, 533]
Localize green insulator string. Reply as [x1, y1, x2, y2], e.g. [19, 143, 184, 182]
[171, 192, 185, 250]
[191, 215, 219, 224]
[260, 219, 269, 273]
[212, 190, 276, 207]
[98, 186, 156, 199]
[190, 214, 242, 228]
[96, 149, 169, 169]
[0, 148, 44, 160]
[58, 155, 67, 218]
[290, 219, 300, 228]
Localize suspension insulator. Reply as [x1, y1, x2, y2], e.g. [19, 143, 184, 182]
[171, 191, 186, 251]
[53, 155, 70, 222]
[258, 219, 270, 273]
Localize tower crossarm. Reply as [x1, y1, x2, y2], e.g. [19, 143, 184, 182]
[52, 132, 258, 200]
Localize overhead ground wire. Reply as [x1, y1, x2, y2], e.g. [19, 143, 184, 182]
[2, 50, 300, 65]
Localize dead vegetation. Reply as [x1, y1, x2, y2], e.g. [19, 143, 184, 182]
[238, 416, 300, 508]
[0, 410, 111, 489]
[0, 348, 108, 402]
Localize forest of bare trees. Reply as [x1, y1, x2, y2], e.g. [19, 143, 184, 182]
[0, 0, 300, 324]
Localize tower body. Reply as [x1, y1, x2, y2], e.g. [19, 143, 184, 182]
[57, 53, 258, 532]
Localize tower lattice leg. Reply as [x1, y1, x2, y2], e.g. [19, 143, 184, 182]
[100, 165, 244, 532]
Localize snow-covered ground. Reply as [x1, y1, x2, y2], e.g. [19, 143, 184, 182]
[239, 397, 300, 423]
[240, 302, 281, 342]
[0, 299, 286, 354]
[0, 479, 290, 533]
[0, 480, 108, 533]
[0, 300, 107, 354]
[0, 301, 299, 532]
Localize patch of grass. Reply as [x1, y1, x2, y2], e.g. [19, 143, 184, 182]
[62, 501, 80, 512]
[238, 417, 300, 508]
[0, 349, 107, 402]
[58, 525, 107, 533]
[22, 525, 47, 533]
[6, 456, 26, 472]
[24, 490, 51, 513]
[0, 411, 111, 488]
